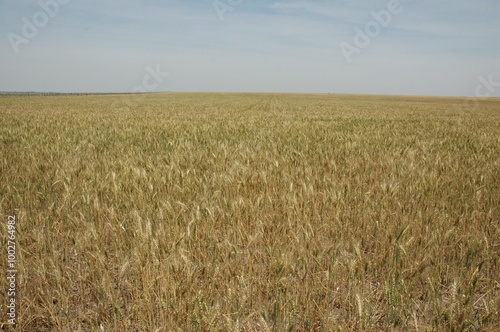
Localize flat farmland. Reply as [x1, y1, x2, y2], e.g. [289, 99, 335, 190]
[0, 93, 499, 331]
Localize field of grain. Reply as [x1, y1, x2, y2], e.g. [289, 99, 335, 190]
[0, 93, 499, 331]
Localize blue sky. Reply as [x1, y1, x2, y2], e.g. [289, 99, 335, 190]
[1, 0, 499, 96]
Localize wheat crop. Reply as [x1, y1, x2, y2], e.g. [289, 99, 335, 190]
[0, 93, 499, 331]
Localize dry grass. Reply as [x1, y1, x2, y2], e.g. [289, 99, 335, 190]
[0, 93, 499, 331]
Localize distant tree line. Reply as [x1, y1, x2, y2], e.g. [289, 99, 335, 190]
[0, 92, 166, 96]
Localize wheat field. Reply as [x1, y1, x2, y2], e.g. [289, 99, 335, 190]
[0, 93, 499, 331]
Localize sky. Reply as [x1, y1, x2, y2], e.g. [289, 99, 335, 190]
[1, 0, 499, 96]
